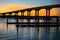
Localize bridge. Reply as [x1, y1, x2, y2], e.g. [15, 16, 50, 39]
[0, 4, 60, 33]
[0, 4, 60, 40]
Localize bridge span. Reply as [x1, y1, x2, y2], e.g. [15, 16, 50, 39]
[0, 4, 60, 25]
[0, 4, 60, 34]
[0, 4, 60, 39]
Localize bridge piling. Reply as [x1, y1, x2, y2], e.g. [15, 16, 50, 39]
[16, 26, 19, 40]
[35, 9, 40, 40]
[35, 9, 39, 33]
[27, 10, 31, 16]
[46, 8, 51, 32]
[27, 11, 31, 27]
[6, 18, 8, 29]
[21, 11, 24, 16]
[45, 8, 51, 40]
[16, 17, 19, 27]
[56, 17, 59, 40]
[3, 13, 6, 16]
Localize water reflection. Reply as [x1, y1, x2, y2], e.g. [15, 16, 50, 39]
[0, 18, 60, 40]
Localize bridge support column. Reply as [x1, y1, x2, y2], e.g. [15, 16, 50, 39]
[35, 10, 39, 16]
[16, 17, 19, 27]
[35, 9, 40, 40]
[9, 13, 13, 16]
[3, 13, 6, 17]
[15, 12, 19, 27]
[27, 10, 31, 16]
[56, 17, 59, 40]
[16, 26, 19, 40]
[21, 11, 24, 16]
[28, 19, 30, 27]
[46, 8, 51, 32]
[45, 8, 51, 40]
[27, 11, 31, 27]
[7, 18, 8, 27]
[6, 18, 8, 34]
[35, 9, 39, 33]
[21, 12, 25, 26]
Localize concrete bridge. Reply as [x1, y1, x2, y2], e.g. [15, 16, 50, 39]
[0, 4, 60, 40]
[0, 4, 60, 27]
[0, 4, 60, 34]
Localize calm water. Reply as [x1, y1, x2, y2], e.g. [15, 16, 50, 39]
[0, 18, 60, 40]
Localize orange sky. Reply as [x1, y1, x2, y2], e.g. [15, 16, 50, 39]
[0, 4, 60, 16]
[0, 4, 32, 13]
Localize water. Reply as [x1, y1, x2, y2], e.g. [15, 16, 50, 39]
[0, 18, 60, 40]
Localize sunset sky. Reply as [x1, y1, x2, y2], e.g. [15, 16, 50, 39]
[0, 0, 60, 16]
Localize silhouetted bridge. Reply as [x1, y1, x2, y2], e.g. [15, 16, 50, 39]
[0, 4, 60, 40]
[0, 4, 60, 28]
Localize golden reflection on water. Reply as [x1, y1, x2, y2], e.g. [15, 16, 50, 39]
[24, 27, 27, 37]
[0, 23, 6, 34]
[24, 19, 28, 22]
[8, 25, 16, 31]
[30, 27, 34, 39]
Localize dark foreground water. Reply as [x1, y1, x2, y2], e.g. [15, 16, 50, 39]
[0, 18, 60, 40]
